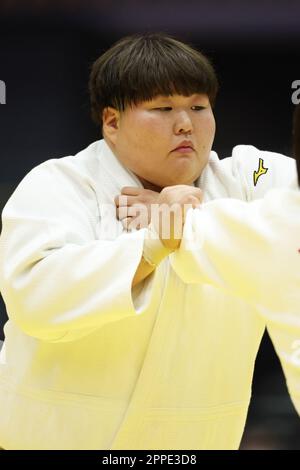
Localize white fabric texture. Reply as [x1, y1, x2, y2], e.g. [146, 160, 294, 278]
[171, 188, 300, 416]
[0, 139, 297, 449]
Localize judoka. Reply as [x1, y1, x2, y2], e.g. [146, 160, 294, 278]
[0, 32, 298, 450]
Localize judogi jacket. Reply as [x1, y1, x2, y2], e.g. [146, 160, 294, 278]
[171, 188, 300, 416]
[0, 139, 297, 449]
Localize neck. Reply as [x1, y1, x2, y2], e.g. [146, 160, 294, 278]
[137, 176, 163, 193]
[137, 175, 196, 192]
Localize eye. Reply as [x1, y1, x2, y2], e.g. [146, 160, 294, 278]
[191, 106, 206, 111]
[153, 107, 172, 111]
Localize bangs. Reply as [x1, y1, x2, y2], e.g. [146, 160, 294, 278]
[111, 37, 218, 110]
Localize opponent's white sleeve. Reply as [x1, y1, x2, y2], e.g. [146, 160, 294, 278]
[0, 162, 152, 343]
[170, 188, 300, 414]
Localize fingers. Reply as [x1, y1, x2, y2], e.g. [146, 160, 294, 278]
[116, 204, 143, 219]
[115, 187, 160, 208]
[121, 186, 141, 196]
[115, 186, 203, 237]
[114, 194, 137, 207]
[116, 202, 151, 229]
[186, 195, 202, 208]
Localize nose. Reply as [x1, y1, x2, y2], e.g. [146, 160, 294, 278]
[173, 111, 193, 135]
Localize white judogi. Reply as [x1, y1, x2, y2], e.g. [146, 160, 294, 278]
[0, 139, 297, 449]
[171, 188, 300, 416]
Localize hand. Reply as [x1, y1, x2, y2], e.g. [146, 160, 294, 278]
[114, 187, 160, 230]
[152, 185, 203, 250]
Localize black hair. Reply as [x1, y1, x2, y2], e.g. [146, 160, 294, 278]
[89, 32, 218, 130]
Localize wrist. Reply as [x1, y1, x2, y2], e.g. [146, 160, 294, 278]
[143, 222, 175, 268]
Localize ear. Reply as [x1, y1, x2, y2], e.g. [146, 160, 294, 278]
[102, 107, 120, 144]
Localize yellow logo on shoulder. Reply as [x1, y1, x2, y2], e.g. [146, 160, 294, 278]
[253, 158, 268, 186]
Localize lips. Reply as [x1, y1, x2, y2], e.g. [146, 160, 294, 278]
[173, 147, 194, 154]
[175, 146, 193, 150]
[172, 140, 194, 151]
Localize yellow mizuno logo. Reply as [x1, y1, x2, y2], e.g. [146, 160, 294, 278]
[253, 158, 268, 186]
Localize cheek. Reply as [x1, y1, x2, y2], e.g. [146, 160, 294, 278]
[119, 115, 167, 170]
[207, 113, 216, 135]
[129, 115, 167, 147]
[197, 115, 216, 142]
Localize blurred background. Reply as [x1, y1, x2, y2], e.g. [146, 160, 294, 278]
[0, 0, 299, 449]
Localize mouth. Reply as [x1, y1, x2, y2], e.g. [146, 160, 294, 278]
[172, 146, 195, 153]
[172, 140, 195, 153]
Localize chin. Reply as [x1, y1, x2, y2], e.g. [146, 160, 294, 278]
[167, 165, 200, 186]
[146, 172, 198, 190]
[164, 174, 197, 187]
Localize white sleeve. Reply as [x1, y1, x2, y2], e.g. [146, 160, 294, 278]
[171, 189, 300, 309]
[0, 162, 152, 343]
[170, 188, 300, 414]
